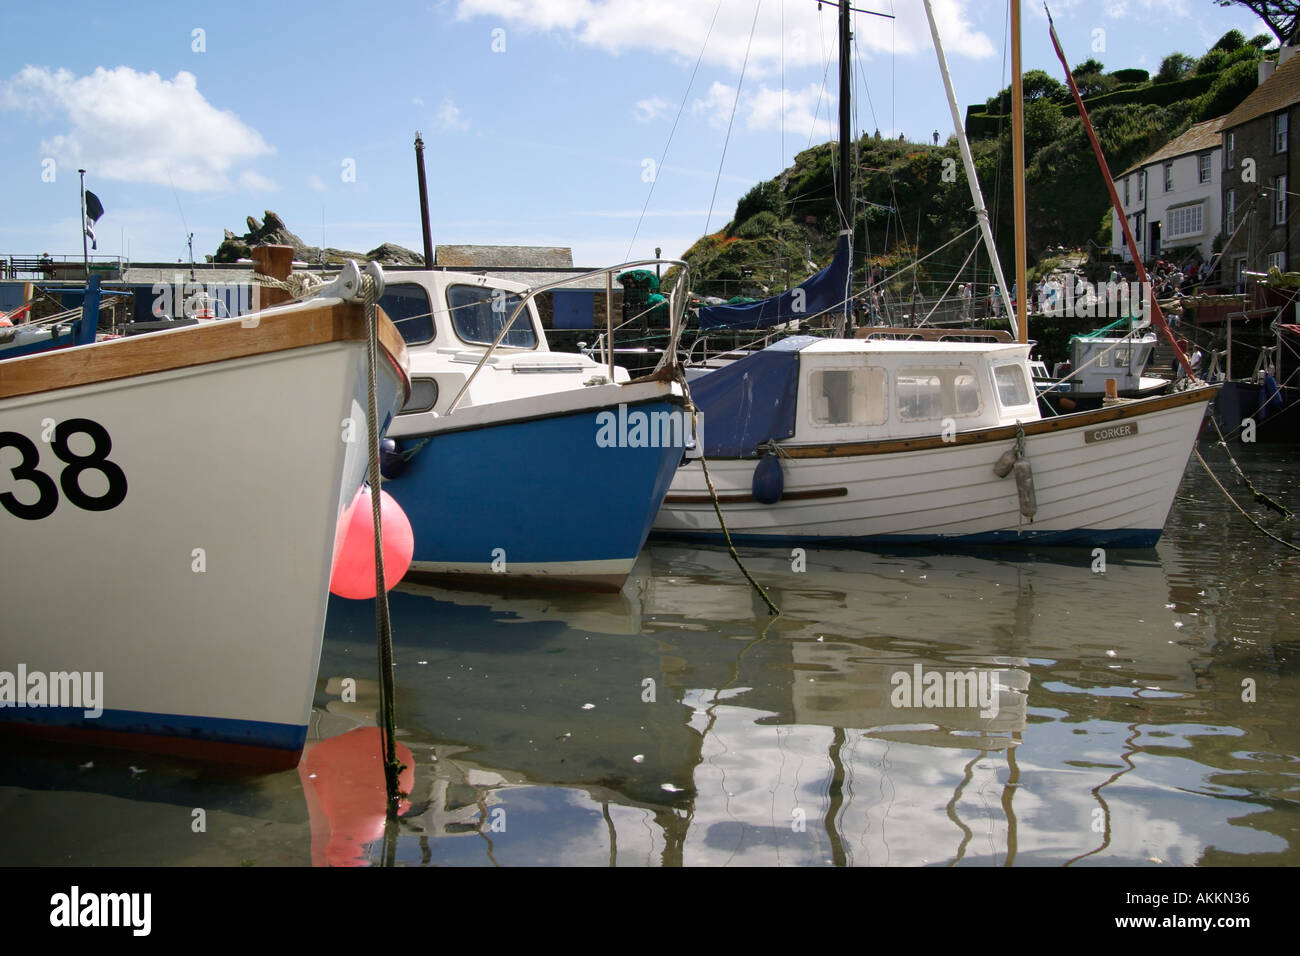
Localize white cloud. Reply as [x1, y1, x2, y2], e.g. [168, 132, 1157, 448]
[692, 80, 834, 140]
[455, 0, 997, 73]
[634, 94, 672, 123]
[0, 66, 273, 191]
[436, 96, 470, 131]
[412, 95, 425, 106]
[306, 174, 327, 192]
[238, 170, 278, 192]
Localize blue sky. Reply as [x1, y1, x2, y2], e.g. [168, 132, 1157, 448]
[0, 0, 1270, 268]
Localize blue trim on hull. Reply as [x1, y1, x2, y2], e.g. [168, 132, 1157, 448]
[0, 705, 307, 752]
[652, 526, 1164, 549]
[386, 399, 686, 572]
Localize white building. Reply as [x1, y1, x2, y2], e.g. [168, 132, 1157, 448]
[1111, 115, 1227, 264]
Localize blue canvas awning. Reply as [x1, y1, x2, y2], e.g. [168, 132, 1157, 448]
[698, 234, 851, 331]
[689, 336, 818, 458]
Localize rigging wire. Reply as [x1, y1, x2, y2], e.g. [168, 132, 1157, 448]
[704, 0, 766, 238]
[625, 0, 725, 260]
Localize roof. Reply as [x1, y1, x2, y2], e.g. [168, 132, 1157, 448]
[1222, 50, 1300, 130]
[1117, 116, 1227, 177]
[434, 245, 573, 269]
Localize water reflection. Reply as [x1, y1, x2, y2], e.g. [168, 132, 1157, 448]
[2, 448, 1297, 866]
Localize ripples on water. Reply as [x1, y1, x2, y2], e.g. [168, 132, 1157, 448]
[2, 446, 1298, 866]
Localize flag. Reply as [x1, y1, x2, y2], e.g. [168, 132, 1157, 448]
[83, 190, 104, 250]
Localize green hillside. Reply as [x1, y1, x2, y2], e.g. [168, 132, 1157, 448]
[680, 29, 1273, 300]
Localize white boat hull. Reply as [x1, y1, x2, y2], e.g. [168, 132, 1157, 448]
[654, 388, 1216, 548]
[0, 305, 407, 767]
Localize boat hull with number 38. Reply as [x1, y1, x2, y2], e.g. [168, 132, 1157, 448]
[0, 264, 409, 768]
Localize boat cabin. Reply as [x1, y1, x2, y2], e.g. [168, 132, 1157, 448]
[691, 336, 1042, 458]
[1063, 334, 1157, 394]
[380, 271, 628, 439]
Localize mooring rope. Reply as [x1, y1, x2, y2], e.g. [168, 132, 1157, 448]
[1207, 416, 1294, 519]
[359, 272, 404, 820]
[1193, 447, 1300, 554]
[677, 369, 781, 617]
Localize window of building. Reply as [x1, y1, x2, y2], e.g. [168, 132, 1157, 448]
[1267, 251, 1287, 271]
[1274, 174, 1288, 226]
[1276, 112, 1289, 154]
[1137, 169, 1145, 201]
[1166, 202, 1204, 239]
[447, 284, 538, 348]
[810, 367, 888, 426]
[1226, 188, 1236, 233]
[1124, 176, 1130, 205]
[1199, 153, 1212, 184]
[1225, 131, 1236, 169]
[1164, 163, 1174, 192]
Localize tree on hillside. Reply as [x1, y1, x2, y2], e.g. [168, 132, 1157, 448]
[1156, 53, 1196, 82]
[1072, 59, 1106, 78]
[1214, 1, 1300, 45]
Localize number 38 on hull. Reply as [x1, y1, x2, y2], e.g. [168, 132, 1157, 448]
[0, 276, 410, 769]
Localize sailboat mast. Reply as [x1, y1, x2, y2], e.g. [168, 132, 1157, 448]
[1010, 0, 1029, 344]
[837, 0, 852, 236]
[922, 0, 1017, 337]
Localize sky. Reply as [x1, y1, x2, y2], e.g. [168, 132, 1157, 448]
[0, 0, 1272, 269]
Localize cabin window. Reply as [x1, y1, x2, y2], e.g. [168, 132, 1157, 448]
[401, 377, 439, 414]
[992, 364, 1032, 408]
[896, 367, 983, 422]
[379, 283, 435, 345]
[447, 284, 537, 348]
[809, 367, 887, 426]
[1111, 345, 1131, 367]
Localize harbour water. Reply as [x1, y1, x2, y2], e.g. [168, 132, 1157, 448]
[2, 444, 1298, 867]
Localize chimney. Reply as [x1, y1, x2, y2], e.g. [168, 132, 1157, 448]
[1279, 45, 1298, 67]
[1260, 58, 1276, 85]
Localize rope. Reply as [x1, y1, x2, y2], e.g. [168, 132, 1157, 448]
[1208, 416, 1294, 518]
[359, 272, 403, 820]
[1193, 447, 1300, 553]
[677, 369, 781, 616]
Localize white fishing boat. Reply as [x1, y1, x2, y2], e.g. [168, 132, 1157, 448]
[0, 262, 410, 767]
[654, 335, 1214, 547]
[376, 262, 689, 590]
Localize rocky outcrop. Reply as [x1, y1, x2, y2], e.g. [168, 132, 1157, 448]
[214, 211, 425, 266]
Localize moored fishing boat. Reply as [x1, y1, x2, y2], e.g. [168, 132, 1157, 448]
[0, 262, 409, 767]
[376, 262, 690, 591]
[654, 335, 1216, 547]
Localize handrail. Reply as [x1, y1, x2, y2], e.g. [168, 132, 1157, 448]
[444, 258, 691, 414]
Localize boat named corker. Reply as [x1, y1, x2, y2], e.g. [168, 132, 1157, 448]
[0, 265, 409, 767]
[654, 336, 1217, 548]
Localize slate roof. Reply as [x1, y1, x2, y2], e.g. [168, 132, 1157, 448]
[1222, 50, 1300, 129]
[1117, 116, 1227, 177]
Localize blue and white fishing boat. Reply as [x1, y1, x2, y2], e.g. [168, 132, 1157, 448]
[376, 263, 690, 591]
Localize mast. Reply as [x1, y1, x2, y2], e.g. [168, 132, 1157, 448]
[78, 168, 89, 281]
[837, 0, 852, 237]
[1010, 1, 1028, 344]
[922, 0, 1017, 336]
[414, 132, 434, 268]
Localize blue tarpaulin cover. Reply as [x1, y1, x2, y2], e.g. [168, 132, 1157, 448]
[690, 336, 817, 458]
[698, 234, 851, 331]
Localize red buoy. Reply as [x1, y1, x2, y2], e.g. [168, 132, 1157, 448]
[329, 485, 414, 599]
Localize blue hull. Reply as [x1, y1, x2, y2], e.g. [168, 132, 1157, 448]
[385, 398, 687, 588]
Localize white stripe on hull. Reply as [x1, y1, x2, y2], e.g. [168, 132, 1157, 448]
[655, 399, 1207, 539]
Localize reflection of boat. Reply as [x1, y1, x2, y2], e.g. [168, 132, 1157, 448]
[378, 264, 688, 591]
[0, 263, 409, 768]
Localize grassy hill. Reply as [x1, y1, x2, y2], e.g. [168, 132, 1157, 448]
[679, 29, 1273, 299]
